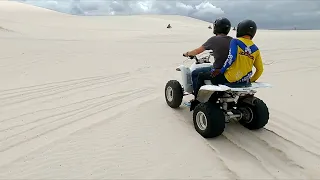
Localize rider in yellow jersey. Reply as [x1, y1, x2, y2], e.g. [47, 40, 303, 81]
[220, 35, 263, 83]
[191, 19, 264, 109]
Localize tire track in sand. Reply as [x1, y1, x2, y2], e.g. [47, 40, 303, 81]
[173, 106, 276, 179]
[0, 74, 126, 94]
[171, 106, 312, 179]
[170, 108, 239, 179]
[269, 108, 320, 142]
[206, 135, 276, 179]
[0, 88, 154, 150]
[0, 73, 130, 107]
[0, 87, 158, 167]
[0, 89, 134, 123]
[268, 115, 320, 157]
[253, 128, 320, 178]
[0, 89, 144, 133]
[223, 123, 308, 179]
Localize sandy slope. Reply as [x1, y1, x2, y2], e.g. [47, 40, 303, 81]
[1, 1, 320, 179]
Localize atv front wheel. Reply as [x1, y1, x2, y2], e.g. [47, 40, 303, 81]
[165, 80, 183, 108]
[238, 97, 269, 130]
[193, 102, 225, 138]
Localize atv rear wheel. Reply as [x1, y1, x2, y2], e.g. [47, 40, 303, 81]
[238, 97, 269, 130]
[193, 102, 225, 138]
[165, 80, 183, 108]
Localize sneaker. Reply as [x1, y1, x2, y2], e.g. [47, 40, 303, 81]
[183, 101, 191, 107]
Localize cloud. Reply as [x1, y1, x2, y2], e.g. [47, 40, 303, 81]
[12, 0, 320, 29]
[218, 0, 320, 29]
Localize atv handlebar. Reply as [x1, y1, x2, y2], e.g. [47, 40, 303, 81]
[182, 53, 199, 61]
[183, 51, 212, 64]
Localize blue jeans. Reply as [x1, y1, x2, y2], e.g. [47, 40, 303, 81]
[191, 67, 212, 93]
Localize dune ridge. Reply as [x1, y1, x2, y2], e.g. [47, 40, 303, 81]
[1, 1, 320, 179]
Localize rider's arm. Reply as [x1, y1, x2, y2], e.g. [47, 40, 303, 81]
[250, 51, 264, 82]
[186, 36, 216, 56]
[186, 46, 205, 56]
[220, 38, 238, 73]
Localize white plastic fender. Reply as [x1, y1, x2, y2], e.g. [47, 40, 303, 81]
[196, 82, 272, 103]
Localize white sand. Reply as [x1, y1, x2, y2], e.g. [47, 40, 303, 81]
[1, 1, 320, 179]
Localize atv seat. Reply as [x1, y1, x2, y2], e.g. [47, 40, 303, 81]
[204, 80, 252, 88]
[224, 82, 252, 88]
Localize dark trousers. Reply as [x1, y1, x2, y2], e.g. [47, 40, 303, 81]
[191, 67, 212, 91]
[194, 71, 229, 98]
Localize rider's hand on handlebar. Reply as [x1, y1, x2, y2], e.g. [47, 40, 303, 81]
[183, 52, 196, 59]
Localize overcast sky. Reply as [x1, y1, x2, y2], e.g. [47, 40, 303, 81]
[14, 0, 320, 29]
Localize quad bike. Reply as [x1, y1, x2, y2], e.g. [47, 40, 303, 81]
[164, 52, 272, 138]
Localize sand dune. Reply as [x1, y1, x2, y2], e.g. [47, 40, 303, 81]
[1, 1, 320, 179]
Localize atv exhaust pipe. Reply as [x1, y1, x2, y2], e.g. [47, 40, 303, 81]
[225, 111, 242, 122]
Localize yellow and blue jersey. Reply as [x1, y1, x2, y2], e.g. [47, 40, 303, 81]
[220, 37, 264, 83]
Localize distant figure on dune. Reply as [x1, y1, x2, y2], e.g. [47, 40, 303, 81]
[208, 25, 212, 29]
[167, 24, 172, 28]
[233, 27, 236, 30]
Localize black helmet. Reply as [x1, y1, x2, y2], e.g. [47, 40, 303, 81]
[236, 19, 257, 39]
[213, 17, 231, 35]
